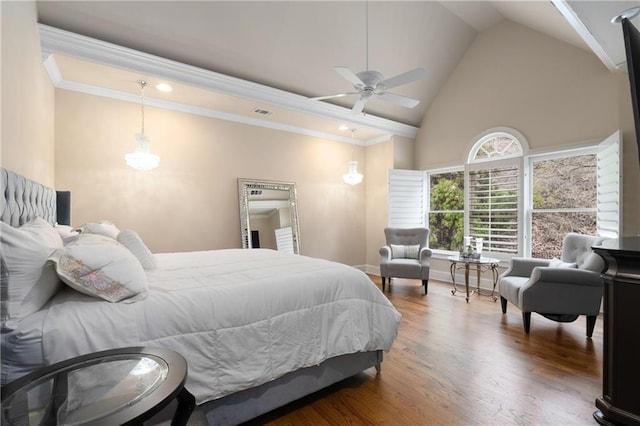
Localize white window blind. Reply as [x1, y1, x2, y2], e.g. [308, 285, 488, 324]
[597, 130, 622, 239]
[468, 165, 519, 254]
[388, 169, 426, 228]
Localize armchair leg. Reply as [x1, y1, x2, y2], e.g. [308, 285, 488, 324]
[500, 296, 507, 314]
[422, 279, 429, 295]
[586, 315, 597, 338]
[381, 277, 386, 292]
[522, 312, 531, 334]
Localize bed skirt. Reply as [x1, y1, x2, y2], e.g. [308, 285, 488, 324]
[149, 350, 383, 425]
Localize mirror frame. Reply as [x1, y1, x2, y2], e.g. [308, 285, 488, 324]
[238, 178, 300, 254]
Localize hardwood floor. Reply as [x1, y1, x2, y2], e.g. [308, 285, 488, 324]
[247, 276, 603, 425]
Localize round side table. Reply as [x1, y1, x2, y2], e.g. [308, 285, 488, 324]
[1, 347, 195, 426]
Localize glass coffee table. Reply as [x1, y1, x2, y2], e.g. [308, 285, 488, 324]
[448, 256, 500, 303]
[1, 347, 195, 426]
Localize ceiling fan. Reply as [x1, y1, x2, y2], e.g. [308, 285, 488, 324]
[308, 2, 427, 115]
[309, 66, 427, 115]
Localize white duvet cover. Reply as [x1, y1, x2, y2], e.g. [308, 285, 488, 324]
[41, 249, 401, 404]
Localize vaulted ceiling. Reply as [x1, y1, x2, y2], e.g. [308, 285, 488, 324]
[35, 1, 640, 144]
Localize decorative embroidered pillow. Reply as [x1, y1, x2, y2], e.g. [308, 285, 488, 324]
[74, 220, 120, 239]
[1, 218, 63, 329]
[50, 233, 147, 303]
[390, 244, 421, 259]
[117, 229, 156, 270]
[548, 257, 577, 268]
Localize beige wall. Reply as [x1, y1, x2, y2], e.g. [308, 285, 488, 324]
[416, 21, 619, 169]
[54, 90, 367, 264]
[365, 140, 394, 269]
[412, 20, 640, 279]
[1, 1, 55, 185]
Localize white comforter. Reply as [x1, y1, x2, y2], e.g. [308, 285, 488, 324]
[42, 249, 401, 404]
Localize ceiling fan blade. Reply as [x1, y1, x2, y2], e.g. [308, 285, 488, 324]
[334, 66, 365, 88]
[308, 91, 360, 101]
[377, 67, 427, 90]
[352, 96, 369, 115]
[377, 92, 421, 108]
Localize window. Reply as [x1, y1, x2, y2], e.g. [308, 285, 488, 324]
[388, 130, 620, 259]
[467, 132, 523, 257]
[428, 170, 464, 251]
[530, 153, 597, 258]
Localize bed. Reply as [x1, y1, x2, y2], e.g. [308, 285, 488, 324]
[0, 168, 401, 425]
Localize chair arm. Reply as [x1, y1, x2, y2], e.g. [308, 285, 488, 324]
[529, 267, 604, 288]
[419, 247, 432, 266]
[501, 257, 550, 278]
[380, 245, 391, 264]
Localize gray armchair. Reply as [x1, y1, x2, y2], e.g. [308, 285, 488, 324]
[379, 227, 432, 294]
[498, 233, 606, 337]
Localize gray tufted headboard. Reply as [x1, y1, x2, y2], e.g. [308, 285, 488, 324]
[0, 168, 71, 227]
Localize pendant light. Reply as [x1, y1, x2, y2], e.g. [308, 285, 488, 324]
[343, 128, 363, 185]
[125, 80, 159, 171]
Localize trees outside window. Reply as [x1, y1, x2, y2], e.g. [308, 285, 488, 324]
[428, 171, 464, 251]
[530, 154, 597, 258]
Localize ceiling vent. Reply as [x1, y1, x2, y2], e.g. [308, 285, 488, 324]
[252, 108, 272, 116]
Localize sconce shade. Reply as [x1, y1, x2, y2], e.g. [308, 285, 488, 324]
[343, 160, 363, 185]
[125, 133, 159, 171]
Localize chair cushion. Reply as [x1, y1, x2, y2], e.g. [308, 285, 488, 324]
[578, 252, 605, 273]
[384, 259, 422, 278]
[390, 244, 420, 259]
[549, 258, 577, 268]
[498, 276, 529, 306]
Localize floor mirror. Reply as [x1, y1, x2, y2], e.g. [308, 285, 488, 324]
[238, 178, 300, 254]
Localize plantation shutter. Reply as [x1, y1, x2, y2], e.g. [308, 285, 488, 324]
[597, 130, 622, 238]
[387, 169, 426, 228]
[468, 165, 519, 254]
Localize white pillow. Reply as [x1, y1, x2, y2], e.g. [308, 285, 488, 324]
[75, 221, 120, 239]
[117, 229, 156, 270]
[1, 218, 63, 329]
[50, 233, 147, 303]
[55, 224, 81, 245]
[548, 257, 577, 268]
[390, 244, 420, 259]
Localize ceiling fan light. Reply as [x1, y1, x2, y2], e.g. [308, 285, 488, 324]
[343, 160, 363, 185]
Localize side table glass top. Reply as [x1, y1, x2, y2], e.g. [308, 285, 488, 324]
[447, 255, 500, 265]
[1, 347, 191, 426]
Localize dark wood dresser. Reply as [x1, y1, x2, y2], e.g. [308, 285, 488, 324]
[592, 237, 640, 426]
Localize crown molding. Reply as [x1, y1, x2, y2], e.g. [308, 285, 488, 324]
[39, 24, 419, 141]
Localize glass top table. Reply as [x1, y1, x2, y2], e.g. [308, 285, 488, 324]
[1, 347, 195, 426]
[448, 256, 500, 303]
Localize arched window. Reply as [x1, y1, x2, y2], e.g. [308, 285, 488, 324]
[466, 130, 525, 257]
[468, 131, 524, 163]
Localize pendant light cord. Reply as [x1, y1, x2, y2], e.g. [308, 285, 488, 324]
[139, 80, 147, 134]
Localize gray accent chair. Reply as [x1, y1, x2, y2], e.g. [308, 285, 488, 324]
[379, 227, 432, 294]
[498, 233, 606, 337]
